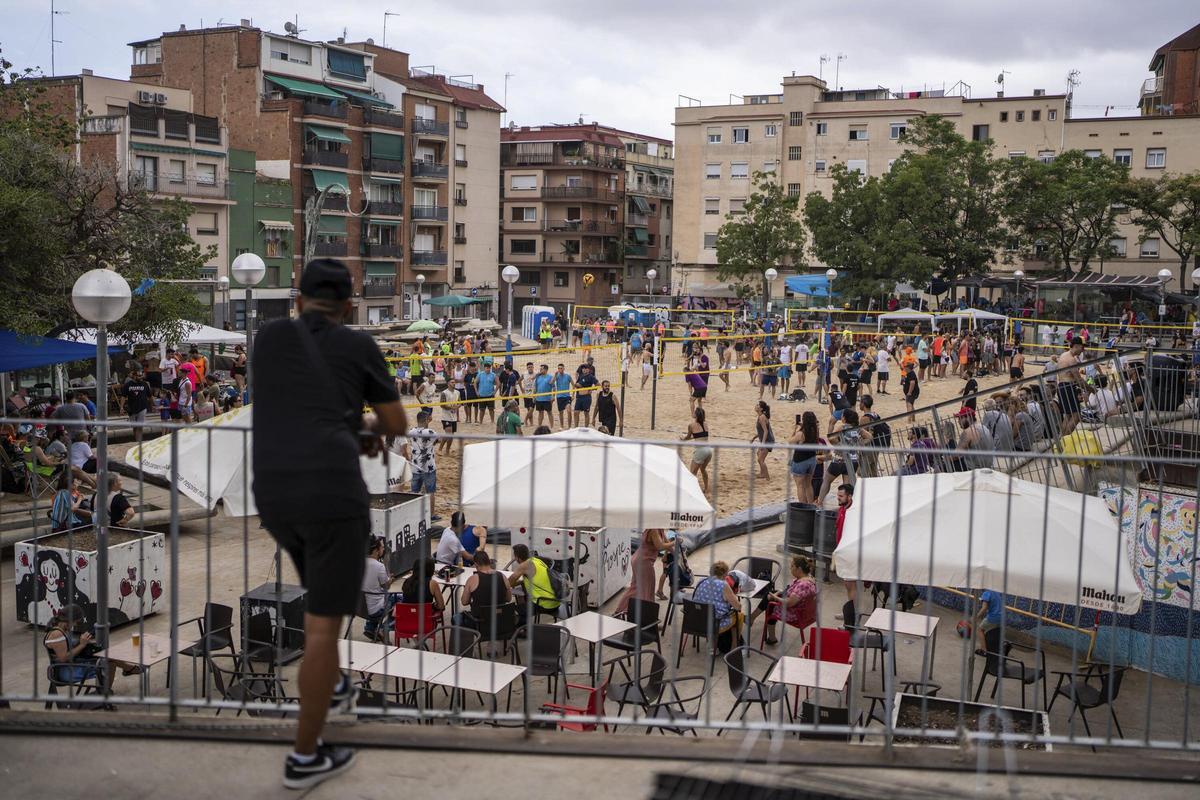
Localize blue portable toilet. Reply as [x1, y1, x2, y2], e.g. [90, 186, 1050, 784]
[521, 304, 556, 341]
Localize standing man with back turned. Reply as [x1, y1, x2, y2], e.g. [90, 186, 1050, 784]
[252, 259, 408, 790]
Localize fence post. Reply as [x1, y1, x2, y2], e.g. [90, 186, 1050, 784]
[650, 331, 659, 430]
[1035, 372, 1076, 492]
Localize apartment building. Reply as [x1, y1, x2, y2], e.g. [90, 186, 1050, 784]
[1140, 21, 1200, 116]
[227, 148, 292, 327]
[129, 23, 500, 324]
[600, 127, 674, 296]
[499, 123, 627, 321]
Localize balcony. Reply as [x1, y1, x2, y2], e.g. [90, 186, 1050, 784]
[303, 99, 347, 119]
[412, 118, 449, 137]
[412, 250, 448, 266]
[453, 234, 467, 244]
[363, 242, 404, 258]
[312, 194, 348, 212]
[455, 119, 468, 129]
[630, 182, 672, 198]
[502, 147, 625, 170]
[1141, 75, 1163, 96]
[303, 149, 349, 168]
[455, 159, 468, 168]
[411, 160, 449, 179]
[541, 185, 621, 203]
[314, 240, 348, 257]
[412, 205, 449, 221]
[542, 219, 620, 235]
[627, 212, 649, 227]
[624, 244, 649, 257]
[454, 197, 467, 206]
[365, 156, 404, 175]
[368, 200, 404, 216]
[540, 250, 617, 265]
[363, 280, 396, 298]
[129, 173, 232, 200]
[364, 107, 405, 129]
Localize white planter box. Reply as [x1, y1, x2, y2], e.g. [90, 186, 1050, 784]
[14, 526, 166, 629]
[886, 692, 1051, 751]
[511, 525, 633, 607]
[369, 492, 431, 577]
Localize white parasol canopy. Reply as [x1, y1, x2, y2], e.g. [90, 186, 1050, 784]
[876, 309, 936, 331]
[61, 322, 246, 347]
[459, 427, 713, 530]
[124, 405, 411, 516]
[833, 469, 1141, 614]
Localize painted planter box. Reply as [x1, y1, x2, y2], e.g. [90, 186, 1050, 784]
[888, 692, 1051, 751]
[14, 526, 166, 629]
[510, 525, 632, 607]
[369, 492, 431, 578]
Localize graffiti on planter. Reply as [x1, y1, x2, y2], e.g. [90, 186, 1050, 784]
[1100, 485, 1199, 610]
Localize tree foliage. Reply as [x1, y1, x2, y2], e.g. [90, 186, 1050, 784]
[714, 171, 807, 298]
[1127, 172, 1200, 288]
[0, 52, 213, 339]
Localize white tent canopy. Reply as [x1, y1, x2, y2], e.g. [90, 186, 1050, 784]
[459, 427, 713, 530]
[833, 469, 1141, 615]
[876, 309, 936, 331]
[934, 308, 1008, 332]
[125, 405, 410, 516]
[60, 322, 246, 348]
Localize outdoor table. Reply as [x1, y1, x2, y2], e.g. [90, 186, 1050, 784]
[425, 656, 526, 719]
[767, 655, 853, 711]
[337, 639, 395, 674]
[370, 647, 462, 684]
[557, 611, 636, 682]
[864, 607, 939, 685]
[434, 567, 513, 619]
[98, 632, 197, 695]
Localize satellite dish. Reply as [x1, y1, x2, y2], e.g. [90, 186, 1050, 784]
[996, 73, 1005, 84]
[284, 21, 298, 34]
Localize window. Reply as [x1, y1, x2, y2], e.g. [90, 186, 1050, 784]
[455, 144, 467, 164]
[971, 125, 989, 141]
[704, 198, 720, 215]
[730, 162, 749, 179]
[1048, 109, 1058, 121]
[263, 228, 287, 258]
[814, 160, 826, 173]
[415, 188, 437, 208]
[889, 122, 906, 140]
[788, 145, 802, 161]
[1084, 149, 1102, 159]
[999, 111, 1009, 122]
[848, 126, 868, 141]
[732, 127, 750, 144]
[195, 163, 217, 185]
[510, 239, 537, 255]
[455, 183, 466, 203]
[1038, 150, 1055, 163]
[764, 124, 777, 138]
[1008, 150, 1026, 159]
[1146, 148, 1166, 168]
[729, 198, 746, 215]
[1032, 110, 1041, 122]
[847, 159, 867, 175]
[133, 155, 157, 188]
[369, 181, 402, 203]
[816, 122, 828, 136]
[761, 160, 776, 174]
[269, 39, 310, 65]
[553, 271, 570, 288]
[510, 206, 536, 222]
[1140, 238, 1160, 258]
[194, 212, 218, 235]
[167, 159, 186, 183]
[707, 127, 722, 144]
[705, 163, 721, 180]
[1110, 237, 1127, 258]
[1015, 111, 1025, 122]
[414, 103, 436, 122]
[133, 43, 162, 65]
[510, 174, 537, 190]
[1113, 149, 1132, 166]
[327, 49, 366, 80]
[454, 261, 466, 283]
[455, 107, 467, 126]
[703, 233, 718, 249]
[789, 111, 803, 126]
[787, 183, 801, 198]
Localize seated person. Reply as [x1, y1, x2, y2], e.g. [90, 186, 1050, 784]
[506, 543, 561, 619]
[50, 473, 90, 532]
[435, 512, 474, 566]
[459, 523, 488, 559]
[691, 561, 743, 653]
[361, 537, 403, 639]
[68, 431, 97, 490]
[43, 604, 140, 698]
[762, 556, 818, 646]
[453, 550, 511, 630]
[93, 473, 135, 526]
[399, 558, 445, 615]
[23, 429, 64, 481]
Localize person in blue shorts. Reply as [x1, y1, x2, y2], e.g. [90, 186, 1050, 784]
[473, 362, 497, 426]
[573, 363, 598, 426]
[553, 363, 574, 430]
[534, 364, 555, 429]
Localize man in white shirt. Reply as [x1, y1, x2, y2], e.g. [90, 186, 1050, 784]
[437, 385, 460, 455]
[417, 374, 438, 417]
[435, 511, 470, 566]
[161, 348, 180, 391]
[1088, 376, 1120, 419]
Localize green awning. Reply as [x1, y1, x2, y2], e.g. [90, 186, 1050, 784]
[317, 215, 347, 236]
[265, 74, 346, 101]
[309, 169, 349, 192]
[339, 87, 394, 109]
[631, 195, 651, 214]
[369, 176, 404, 185]
[306, 124, 351, 144]
[130, 142, 226, 158]
[632, 227, 649, 243]
[367, 218, 401, 227]
[365, 262, 396, 276]
[424, 295, 486, 307]
[370, 132, 405, 159]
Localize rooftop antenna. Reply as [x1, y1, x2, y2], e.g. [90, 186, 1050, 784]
[382, 11, 401, 48]
[578, 113, 586, 124]
[819, 54, 829, 82]
[50, 0, 68, 75]
[283, 16, 304, 38]
[1066, 68, 1081, 96]
[996, 69, 1010, 97]
[835, 53, 847, 91]
[503, 72, 514, 126]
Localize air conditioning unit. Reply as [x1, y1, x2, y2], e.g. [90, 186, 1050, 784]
[269, 91, 284, 100]
[137, 90, 154, 103]
[154, 93, 168, 104]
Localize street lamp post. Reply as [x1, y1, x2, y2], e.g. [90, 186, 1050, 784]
[1157, 268, 1173, 322]
[824, 268, 837, 350]
[232, 253, 266, 398]
[646, 268, 657, 298]
[501, 265, 520, 336]
[71, 267, 131, 649]
[763, 267, 778, 319]
[415, 273, 426, 320]
[216, 275, 230, 328]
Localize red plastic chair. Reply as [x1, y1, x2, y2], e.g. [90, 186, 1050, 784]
[541, 679, 609, 732]
[393, 603, 441, 647]
[797, 626, 852, 709]
[759, 601, 810, 650]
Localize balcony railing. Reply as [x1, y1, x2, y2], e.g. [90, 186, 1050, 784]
[538, 249, 617, 264]
[312, 194, 348, 212]
[129, 173, 232, 200]
[630, 182, 672, 198]
[412, 250, 448, 266]
[82, 115, 125, 135]
[363, 242, 404, 258]
[303, 149, 349, 168]
[626, 212, 649, 226]
[453, 235, 467, 244]
[411, 161, 449, 179]
[314, 239, 348, 256]
[365, 156, 404, 175]
[412, 118, 449, 136]
[363, 107, 405, 128]
[541, 185, 621, 203]
[454, 197, 467, 206]
[624, 244, 649, 257]
[542, 220, 620, 235]
[303, 99, 348, 119]
[1141, 75, 1163, 96]
[368, 200, 404, 216]
[502, 149, 625, 170]
[455, 159, 468, 168]
[363, 280, 396, 297]
[412, 205, 449, 221]
[455, 119, 468, 129]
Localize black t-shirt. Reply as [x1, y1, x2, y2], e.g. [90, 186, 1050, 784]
[252, 312, 399, 522]
[902, 372, 919, 397]
[123, 379, 151, 415]
[829, 389, 850, 411]
[844, 373, 860, 405]
[576, 372, 598, 393]
[94, 491, 131, 524]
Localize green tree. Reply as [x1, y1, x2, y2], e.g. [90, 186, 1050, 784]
[714, 171, 807, 299]
[0, 53, 213, 339]
[1127, 172, 1200, 289]
[1001, 150, 1128, 273]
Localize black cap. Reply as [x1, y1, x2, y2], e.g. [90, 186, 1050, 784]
[300, 259, 352, 301]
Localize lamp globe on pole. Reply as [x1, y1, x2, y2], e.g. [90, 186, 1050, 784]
[1157, 268, 1173, 322]
[1191, 266, 1200, 291]
[231, 252, 267, 394]
[646, 268, 657, 297]
[416, 273, 426, 320]
[501, 264, 520, 335]
[763, 267, 778, 318]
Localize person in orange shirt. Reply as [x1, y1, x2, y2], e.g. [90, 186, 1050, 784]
[930, 333, 945, 379]
[188, 347, 208, 384]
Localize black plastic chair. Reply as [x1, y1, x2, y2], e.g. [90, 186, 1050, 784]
[207, 654, 291, 718]
[511, 623, 572, 700]
[719, 646, 790, 735]
[172, 602, 236, 697]
[732, 556, 781, 588]
[345, 593, 387, 643]
[675, 598, 718, 671]
[43, 661, 106, 709]
[842, 600, 894, 689]
[973, 627, 1047, 710]
[605, 598, 662, 655]
[797, 700, 851, 741]
[604, 650, 667, 725]
[1048, 663, 1127, 747]
[476, 602, 519, 657]
[643, 675, 709, 736]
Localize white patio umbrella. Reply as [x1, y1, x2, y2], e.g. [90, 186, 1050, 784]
[60, 322, 246, 347]
[459, 427, 713, 530]
[833, 468, 1141, 614]
[124, 405, 411, 516]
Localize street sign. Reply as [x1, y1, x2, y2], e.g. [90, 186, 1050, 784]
[470, 287, 478, 297]
[610, 284, 619, 295]
[530, 287, 538, 296]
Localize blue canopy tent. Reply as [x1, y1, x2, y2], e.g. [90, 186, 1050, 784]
[1, 330, 124, 372]
[784, 273, 840, 297]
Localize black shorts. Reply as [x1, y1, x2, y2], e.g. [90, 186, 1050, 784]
[692, 386, 708, 399]
[556, 397, 571, 411]
[147, 372, 162, 389]
[919, 358, 930, 369]
[442, 420, 458, 433]
[536, 400, 552, 412]
[797, 364, 808, 373]
[1058, 384, 1080, 416]
[523, 397, 536, 409]
[261, 515, 369, 616]
[574, 396, 592, 412]
[1010, 368, 1023, 380]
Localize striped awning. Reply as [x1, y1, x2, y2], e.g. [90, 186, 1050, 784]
[306, 124, 351, 144]
[259, 219, 294, 231]
[265, 74, 346, 101]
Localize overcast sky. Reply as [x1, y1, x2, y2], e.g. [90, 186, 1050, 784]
[3, 1, 1197, 138]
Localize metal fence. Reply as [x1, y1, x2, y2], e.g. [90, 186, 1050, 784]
[1, 401, 1198, 759]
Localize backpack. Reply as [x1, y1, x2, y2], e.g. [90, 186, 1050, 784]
[534, 557, 570, 602]
[864, 412, 892, 447]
